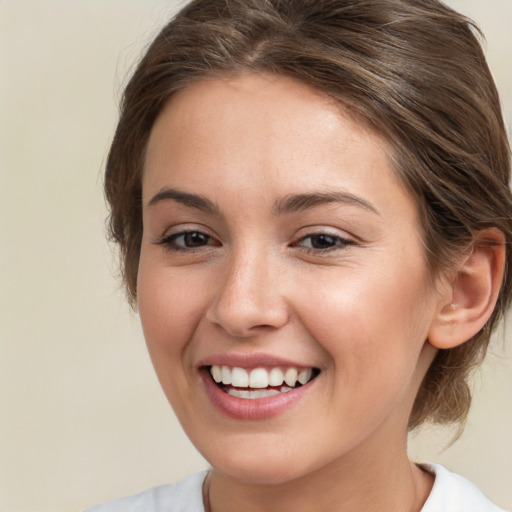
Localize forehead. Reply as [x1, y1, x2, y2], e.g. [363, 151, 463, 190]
[146, 74, 353, 171]
[143, 73, 416, 222]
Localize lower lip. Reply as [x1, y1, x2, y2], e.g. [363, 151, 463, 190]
[200, 370, 316, 420]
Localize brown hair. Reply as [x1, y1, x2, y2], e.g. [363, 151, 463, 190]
[105, 0, 512, 428]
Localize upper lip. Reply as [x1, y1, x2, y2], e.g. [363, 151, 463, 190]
[197, 352, 317, 370]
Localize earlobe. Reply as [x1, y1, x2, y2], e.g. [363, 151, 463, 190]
[428, 229, 506, 350]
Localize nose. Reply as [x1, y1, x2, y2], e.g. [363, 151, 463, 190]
[205, 248, 290, 338]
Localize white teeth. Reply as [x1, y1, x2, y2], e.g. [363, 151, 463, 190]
[209, 365, 315, 392]
[211, 365, 222, 383]
[221, 365, 232, 385]
[249, 368, 269, 388]
[231, 367, 249, 387]
[268, 368, 284, 386]
[284, 368, 298, 387]
[227, 388, 282, 399]
[298, 368, 312, 385]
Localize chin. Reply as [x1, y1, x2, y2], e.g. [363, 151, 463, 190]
[212, 456, 310, 485]
[195, 432, 332, 486]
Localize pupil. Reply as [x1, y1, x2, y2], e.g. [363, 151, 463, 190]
[185, 232, 208, 247]
[311, 234, 335, 249]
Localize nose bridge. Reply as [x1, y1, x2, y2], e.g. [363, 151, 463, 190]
[207, 241, 288, 336]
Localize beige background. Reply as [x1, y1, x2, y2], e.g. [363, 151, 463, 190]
[0, 1, 511, 510]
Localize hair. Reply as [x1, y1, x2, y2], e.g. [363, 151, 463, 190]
[105, 0, 512, 429]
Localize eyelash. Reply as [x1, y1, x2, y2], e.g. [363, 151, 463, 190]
[155, 230, 218, 253]
[291, 233, 355, 254]
[155, 230, 355, 255]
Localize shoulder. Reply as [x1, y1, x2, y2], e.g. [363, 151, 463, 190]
[421, 464, 506, 512]
[84, 471, 208, 512]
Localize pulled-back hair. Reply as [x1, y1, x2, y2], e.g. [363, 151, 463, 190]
[105, 0, 512, 428]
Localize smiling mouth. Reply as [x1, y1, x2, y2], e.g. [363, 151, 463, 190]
[207, 365, 320, 399]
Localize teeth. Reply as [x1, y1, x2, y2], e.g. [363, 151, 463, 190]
[226, 387, 293, 399]
[227, 388, 281, 399]
[284, 368, 298, 387]
[298, 368, 312, 385]
[268, 368, 284, 386]
[231, 367, 249, 387]
[221, 366, 232, 385]
[211, 365, 222, 383]
[249, 368, 268, 388]
[210, 365, 315, 391]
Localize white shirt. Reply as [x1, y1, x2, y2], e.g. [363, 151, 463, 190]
[85, 464, 506, 512]
[420, 464, 505, 512]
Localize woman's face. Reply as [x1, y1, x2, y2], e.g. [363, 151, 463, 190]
[138, 74, 441, 483]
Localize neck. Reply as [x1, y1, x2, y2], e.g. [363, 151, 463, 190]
[207, 433, 433, 512]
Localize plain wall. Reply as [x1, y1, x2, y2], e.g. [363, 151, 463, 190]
[0, 1, 511, 510]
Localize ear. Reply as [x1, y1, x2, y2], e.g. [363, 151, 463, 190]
[428, 228, 506, 350]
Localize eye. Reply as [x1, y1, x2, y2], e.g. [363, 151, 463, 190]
[293, 232, 354, 253]
[156, 230, 218, 252]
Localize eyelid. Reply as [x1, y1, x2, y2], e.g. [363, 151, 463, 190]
[292, 225, 355, 241]
[153, 224, 221, 253]
[290, 228, 356, 254]
[154, 222, 216, 241]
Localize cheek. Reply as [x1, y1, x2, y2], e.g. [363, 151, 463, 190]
[136, 257, 213, 419]
[293, 257, 434, 375]
[295, 267, 434, 433]
[137, 256, 208, 357]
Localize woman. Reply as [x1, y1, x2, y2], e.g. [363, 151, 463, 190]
[88, 0, 511, 510]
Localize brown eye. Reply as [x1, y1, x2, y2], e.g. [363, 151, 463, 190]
[306, 234, 338, 249]
[179, 232, 210, 248]
[293, 232, 354, 253]
[156, 230, 217, 252]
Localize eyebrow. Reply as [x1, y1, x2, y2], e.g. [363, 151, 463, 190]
[148, 187, 220, 215]
[147, 187, 378, 216]
[272, 191, 379, 215]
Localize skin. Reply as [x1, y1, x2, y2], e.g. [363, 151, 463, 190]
[137, 73, 454, 511]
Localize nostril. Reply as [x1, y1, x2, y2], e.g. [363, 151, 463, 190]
[206, 306, 291, 338]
